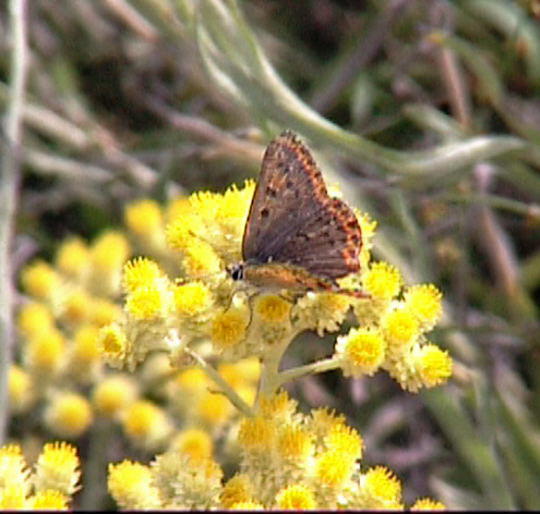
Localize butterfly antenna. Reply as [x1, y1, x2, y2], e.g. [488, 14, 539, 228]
[175, 269, 225, 286]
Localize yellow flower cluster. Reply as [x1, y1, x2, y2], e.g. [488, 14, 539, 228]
[107, 391, 444, 510]
[335, 267, 451, 392]
[0, 442, 80, 510]
[14, 188, 267, 456]
[12, 174, 450, 509]
[94, 181, 450, 396]
[14, 231, 131, 439]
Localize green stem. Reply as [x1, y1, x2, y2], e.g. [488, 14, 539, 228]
[275, 356, 343, 390]
[185, 347, 254, 417]
[197, 0, 530, 176]
[423, 388, 516, 509]
[440, 192, 539, 218]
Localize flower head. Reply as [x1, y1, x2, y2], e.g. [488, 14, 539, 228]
[182, 238, 222, 278]
[20, 260, 60, 299]
[123, 400, 172, 450]
[313, 450, 356, 488]
[0, 444, 30, 491]
[108, 460, 161, 509]
[309, 407, 346, 439]
[166, 213, 206, 252]
[259, 390, 298, 421]
[90, 231, 130, 272]
[34, 442, 80, 496]
[125, 284, 171, 320]
[44, 392, 93, 438]
[414, 344, 453, 388]
[0, 485, 27, 509]
[17, 302, 55, 338]
[218, 358, 260, 389]
[356, 211, 378, 261]
[28, 489, 69, 510]
[58, 288, 92, 326]
[98, 322, 130, 369]
[216, 180, 255, 228]
[150, 452, 223, 509]
[404, 284, 443, 330]
[220, 474, 253, 508]
[8, 365, 34, 413]
[92, 374, 138, 417]
[255, 295, 291, 324]
[55, 237, 89, 279]
[188, 190, 222, 223]
[275, 484, 317, 510]
[360, 466, 402, 508]
[173, 281, 212, 317]
[229, 500, 265, 510]
[324, 424, 363, 460]
[174, 367, 210, 392]
[24, 328, 65, 376]
[277, 425, 314, 462]
[71, 324, 102, 370]
[237, 416, 276, 455]
[336, 327, 386, 377]
[382, 307, 420, 351]
[124, 199, 163, 236]
[170, 429, 213, 461]
[196, 390, 234, 429]
[362, 261, 402, 300]
[210, 308, 249, 351]
[411, 497, 446, 510]
[122, 257, 164, 294]
[88, 231, 130, 296]
[294, 292, 352, 336]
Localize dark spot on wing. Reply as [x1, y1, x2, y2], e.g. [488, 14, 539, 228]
[266, 186, 277, 198]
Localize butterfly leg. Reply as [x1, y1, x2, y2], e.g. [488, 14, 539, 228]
[223, 286, 258, 334]
[329, 284, 371, 299]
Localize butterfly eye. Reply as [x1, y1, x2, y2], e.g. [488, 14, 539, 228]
[228, 263, 244, 281]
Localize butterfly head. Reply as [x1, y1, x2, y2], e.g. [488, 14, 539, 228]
[226, 261, 245, 281]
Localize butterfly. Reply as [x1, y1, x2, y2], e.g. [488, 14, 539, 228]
[228, 130, 366, 298]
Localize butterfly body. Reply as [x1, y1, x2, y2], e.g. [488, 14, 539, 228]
[233, 261, 338, 293]
[229, 130, 366, 298]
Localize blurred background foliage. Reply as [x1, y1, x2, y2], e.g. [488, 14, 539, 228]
[1, 0, 540, 510]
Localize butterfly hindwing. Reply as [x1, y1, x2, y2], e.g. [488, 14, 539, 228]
[271, 197, 361, 280]
[242, 131, 362, 281]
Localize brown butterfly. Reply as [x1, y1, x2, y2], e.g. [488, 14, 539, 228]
[228, 131, 366, 298]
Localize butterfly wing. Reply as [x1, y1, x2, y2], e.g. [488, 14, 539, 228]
[242, 131, 361, 281]
[272, 196, 361, 280]
[242, 131, 329, 262]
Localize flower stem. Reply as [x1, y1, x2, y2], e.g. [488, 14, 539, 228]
[255, 335, 293, 403]
[275, 356, 343, 390]
[184, 346, 254, 417]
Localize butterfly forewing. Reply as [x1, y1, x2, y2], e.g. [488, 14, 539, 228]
[242, 131, 327, 261]
[242, 131, 362, 282]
